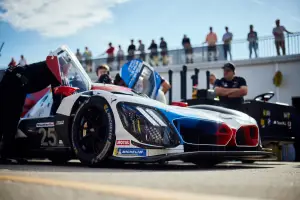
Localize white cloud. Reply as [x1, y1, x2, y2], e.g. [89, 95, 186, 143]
[0, 0, 130, 37]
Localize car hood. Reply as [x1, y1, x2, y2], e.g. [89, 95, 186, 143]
[109, 92, 256, 129]
[163, 105, 256, 129]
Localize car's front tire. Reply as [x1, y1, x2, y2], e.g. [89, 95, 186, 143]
[71, 96, 115, 166]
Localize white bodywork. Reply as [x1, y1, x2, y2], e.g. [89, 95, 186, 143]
[20, 45, 260, 159]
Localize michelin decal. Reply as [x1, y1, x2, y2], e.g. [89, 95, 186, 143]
[114, 148, 147, 156]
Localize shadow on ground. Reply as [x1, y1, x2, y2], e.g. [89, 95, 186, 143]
[0, 160, 274, 173]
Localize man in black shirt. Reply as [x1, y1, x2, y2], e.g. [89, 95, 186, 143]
[127, 39, 136, 61]
[148, 40, 159, 66]
[182, 34, 193, 64]
[159, 37, 168, 66]
[214, 62, 248, 110]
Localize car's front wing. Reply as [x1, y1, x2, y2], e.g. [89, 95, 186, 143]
[109, 150, 274, 163]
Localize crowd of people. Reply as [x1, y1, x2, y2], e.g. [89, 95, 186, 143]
[7, 19, 293, 72]
[74, 19, 292, 71]
[8, 55, 27, 68]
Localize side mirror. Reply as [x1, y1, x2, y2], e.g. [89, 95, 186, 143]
[54, 86, 79, 97]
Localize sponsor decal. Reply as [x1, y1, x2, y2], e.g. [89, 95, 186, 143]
[56, 120, 64, 125]
[263, 110, 271, 117]
[273, 121, 287, 126]
[260, 119, 265, 128]
[267, 118, 272, 126]
[283, 112, 291, 119]
[115, 148, 146, 156]
[113, 148, 118, 156]
[36, 122, 54, 128]
[288, 121, 292, 129]
[116, 140, 130, 146]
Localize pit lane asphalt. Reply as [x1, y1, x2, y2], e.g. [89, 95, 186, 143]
[0, 161, 299, 200]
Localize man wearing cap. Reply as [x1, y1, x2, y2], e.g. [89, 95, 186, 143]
[214, 63, 248, 110]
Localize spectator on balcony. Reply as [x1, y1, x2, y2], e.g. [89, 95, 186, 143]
[83, 47, 93, 72]
[76, 49, 82, 64]
[18, 55, 27, 66]
[148, 40, 159, 67]
[248, 25, 258, 59]
[182, 34, 193, 64]
[8, 58, 17, 68]
[138, 40, 146, 61]
[160, 37, 168, 66]
[117, 45, 125, 70]
[127, 39, 136, 61]
[105, 43, 115, 67]
[222, 27, 233, 61]
[203, 27, 218, 61]
[273, 19, 293, 56]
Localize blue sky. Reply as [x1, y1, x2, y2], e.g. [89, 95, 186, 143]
[0, 0, 299, 67]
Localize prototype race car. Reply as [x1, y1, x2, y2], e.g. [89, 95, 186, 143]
[2, 45, 271, 166]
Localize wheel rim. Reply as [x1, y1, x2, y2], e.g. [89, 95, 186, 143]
[77, 107, 108, 156]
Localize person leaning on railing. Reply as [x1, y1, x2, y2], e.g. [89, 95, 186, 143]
[203, 27, 218, 61]
[273, 19, 293, 56]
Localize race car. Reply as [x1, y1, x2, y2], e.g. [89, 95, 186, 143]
[3, 45, 272, 166]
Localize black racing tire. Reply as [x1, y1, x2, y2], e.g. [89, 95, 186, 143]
[242, 160, 255, 164]
[192, 160, 221, 168]
[71, 96, 115, 166]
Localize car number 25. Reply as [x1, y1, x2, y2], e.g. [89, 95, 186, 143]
[38, 127, 58, 146]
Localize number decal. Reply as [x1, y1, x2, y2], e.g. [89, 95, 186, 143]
[39, 128, 48, 146]
[39, 127, 58, 146]
[47, 127, 57, 146]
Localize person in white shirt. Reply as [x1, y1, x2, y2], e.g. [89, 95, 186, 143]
[272, 19, 293, 56]
[222, 27, 233, 61]
[18, 55, 27, 66]
[117, 45, 125, 70]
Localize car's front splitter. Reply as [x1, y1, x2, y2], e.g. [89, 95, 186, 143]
[109, 150, 275, 163]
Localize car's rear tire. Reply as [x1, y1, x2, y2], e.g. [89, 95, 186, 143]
[192, 160, 221, 168]
[71, 96, 115, 166]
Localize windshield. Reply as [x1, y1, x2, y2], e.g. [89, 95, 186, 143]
[132, 65, 155, 97]
[57, 51, 89, 92]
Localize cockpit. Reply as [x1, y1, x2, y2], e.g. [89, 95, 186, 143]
[56, 50, 90, 92]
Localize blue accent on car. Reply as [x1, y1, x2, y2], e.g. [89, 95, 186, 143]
[153, 71, 162, 98]
[156, 108, 220, 145]
[117, 148, 147, 156]
[120, 59, 143, 88]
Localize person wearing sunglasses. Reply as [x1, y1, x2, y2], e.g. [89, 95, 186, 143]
[214, 62, 248, 110]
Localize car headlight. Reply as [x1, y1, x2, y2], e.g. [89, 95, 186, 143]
[117, 102, 180, 147]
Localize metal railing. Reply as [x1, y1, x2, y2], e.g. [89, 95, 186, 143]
[83, 32, 300, 72]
